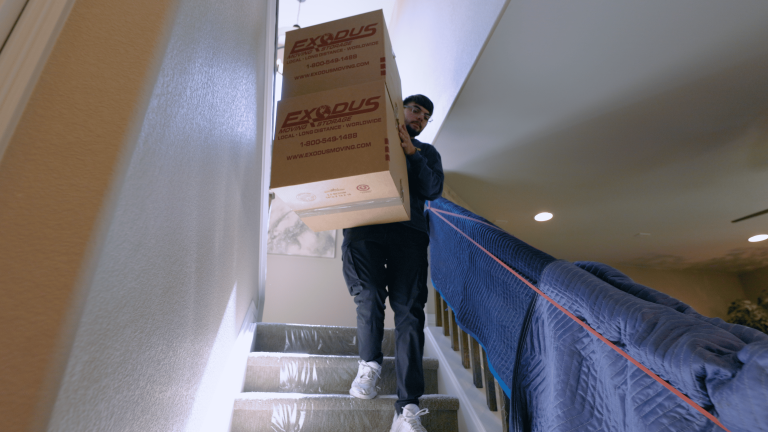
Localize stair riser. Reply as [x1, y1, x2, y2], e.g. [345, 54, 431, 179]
[253, 324, 396, 356]
[232, 408, 457, 432]
[244, 357, 438, 395]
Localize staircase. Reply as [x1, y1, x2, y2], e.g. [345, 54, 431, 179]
[233, 323, 460, 431]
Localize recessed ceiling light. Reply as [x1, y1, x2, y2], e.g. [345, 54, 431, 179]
[748, 234, 768, 243]
[534, 212, 553, 222]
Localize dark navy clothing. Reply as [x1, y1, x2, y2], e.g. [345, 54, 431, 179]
[400, 139, 444, 234]
[342, 224, 429, 412]
[342, 137, 444, 414]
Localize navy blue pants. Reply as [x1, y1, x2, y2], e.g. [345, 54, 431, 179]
[342, 223, 430, 414]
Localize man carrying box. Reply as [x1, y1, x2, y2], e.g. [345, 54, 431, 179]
[342, 95, 444, 432]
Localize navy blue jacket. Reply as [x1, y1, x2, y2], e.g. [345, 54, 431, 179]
[399, 138, 444, 234]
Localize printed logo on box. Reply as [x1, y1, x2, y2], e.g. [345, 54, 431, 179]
[296, 193, 316, 202]
[357, 184, 371, 192]
[316, 105, 332, 119]
[289, 24, 378, 55]
[281, 96, 381, 128]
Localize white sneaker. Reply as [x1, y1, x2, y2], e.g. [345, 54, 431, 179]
[349, 359, 382, 399]
[390, 404, 429, 432]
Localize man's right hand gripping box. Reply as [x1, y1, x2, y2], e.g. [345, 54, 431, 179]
[281, 10, 403, 125]
[270, 81, 410, 232]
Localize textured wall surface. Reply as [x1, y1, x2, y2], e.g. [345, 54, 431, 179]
[389, 0, 508, 144]
[0, 0, 271, 430]
[610, 265, 747, 319]
[0, 0, 179, 429]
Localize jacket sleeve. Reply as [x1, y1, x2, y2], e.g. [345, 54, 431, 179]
[406, 146, 444, 201]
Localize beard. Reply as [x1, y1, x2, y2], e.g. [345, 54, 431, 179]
[405, 123, 421, 138]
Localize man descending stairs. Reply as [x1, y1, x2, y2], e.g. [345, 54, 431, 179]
[232, 323, 460, 431]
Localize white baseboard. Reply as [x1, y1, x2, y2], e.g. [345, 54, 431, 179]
[427, 313, 436, 327]
[423, 326, 502, 432]
[186, 300, 258, 432]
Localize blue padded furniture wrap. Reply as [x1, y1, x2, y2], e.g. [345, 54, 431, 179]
[426, 199, 768, 432]
[426, 198, 556, 397]
[520, 260, 768, 432]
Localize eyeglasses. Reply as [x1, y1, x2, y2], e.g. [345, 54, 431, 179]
[405, 105, 433, 123]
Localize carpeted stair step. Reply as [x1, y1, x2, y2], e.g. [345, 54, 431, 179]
[253, 323, 395, 356]
[244, 353, 439, 395]
[232, 393, 459, 432]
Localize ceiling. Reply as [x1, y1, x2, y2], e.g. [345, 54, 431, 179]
[274, 0, 768, 273]
[435, 1, 768, 273]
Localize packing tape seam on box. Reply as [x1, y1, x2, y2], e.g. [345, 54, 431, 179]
[295, 197, 403, 218]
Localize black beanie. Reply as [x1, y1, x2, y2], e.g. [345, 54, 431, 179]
[403, 94, 434, 116]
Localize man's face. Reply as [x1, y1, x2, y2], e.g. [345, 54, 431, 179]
[403, 103, 430, 137]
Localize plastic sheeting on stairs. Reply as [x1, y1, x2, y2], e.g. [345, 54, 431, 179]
[235, 322, 461, 431]
[233, 393, 458, 432]
[253, 323, 395, 356]
[243, 353, 439, 395]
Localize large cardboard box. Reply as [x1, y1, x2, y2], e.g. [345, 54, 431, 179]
[282, 10, 403, 123]
[271, 80, 410, 232]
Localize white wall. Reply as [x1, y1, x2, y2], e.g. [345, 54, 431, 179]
[40, 0, 273, 430]
[263, 184, 480, 328]
[609, 265, 747, 319]
[264, 231, 398, 328]
[390, 0, 509, 144]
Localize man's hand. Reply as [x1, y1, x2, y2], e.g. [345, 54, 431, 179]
[398, 123, 416, 156]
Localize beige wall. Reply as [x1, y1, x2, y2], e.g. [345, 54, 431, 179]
[609, 265, 747, 319]
[443, 183, 476, 213]
[0, 0, 272, 430]
[739, 266, 768, 302]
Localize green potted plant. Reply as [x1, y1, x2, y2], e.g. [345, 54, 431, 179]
[727, 290, 768, 334]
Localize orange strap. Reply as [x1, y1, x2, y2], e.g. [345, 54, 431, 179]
[428, 205, 730, 432]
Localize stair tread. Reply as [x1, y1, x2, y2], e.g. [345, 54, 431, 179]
[232, 394, 459, 431]
[256, 323, 392, 329]
[244, 353, 440, 394]
[234, 393, 459, 411]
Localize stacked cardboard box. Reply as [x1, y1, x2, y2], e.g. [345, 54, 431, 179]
[271, 10, 409, 232]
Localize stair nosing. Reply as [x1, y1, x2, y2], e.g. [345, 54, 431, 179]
[247, 352, 440, 369]
[234, 392, 460, 411]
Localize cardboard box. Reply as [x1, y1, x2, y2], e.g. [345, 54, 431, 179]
[271, 80, 410, 232]
[282, 10, 403, 124]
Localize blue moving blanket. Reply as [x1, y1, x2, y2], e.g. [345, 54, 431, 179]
[523, 260, 768, 431]
[427, 198, 768, 432]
